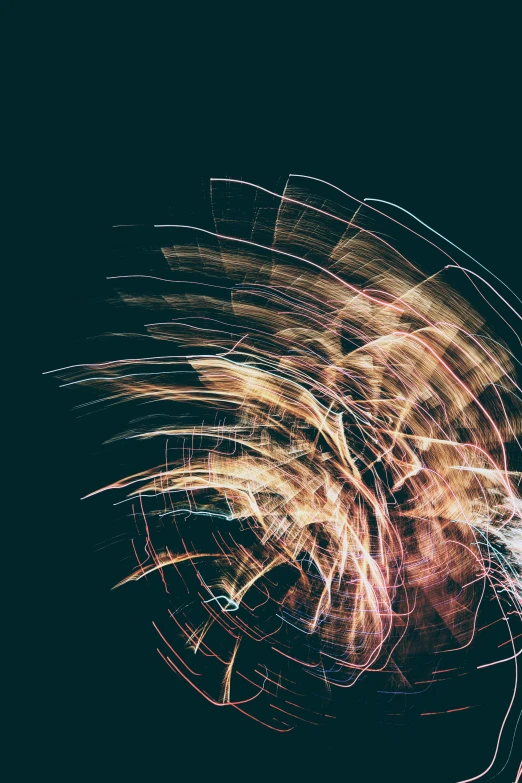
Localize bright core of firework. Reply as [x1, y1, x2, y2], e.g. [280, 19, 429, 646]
[51, 176, 522, 782]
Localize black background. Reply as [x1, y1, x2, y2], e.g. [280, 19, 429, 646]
[28, 10, 521, 783]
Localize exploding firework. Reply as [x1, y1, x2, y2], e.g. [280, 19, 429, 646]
[49, 176, 521, 781]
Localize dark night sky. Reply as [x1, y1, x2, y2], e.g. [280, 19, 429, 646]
[28, 13, 521, 783]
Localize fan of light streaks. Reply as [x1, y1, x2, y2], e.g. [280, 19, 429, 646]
[50, 176, 522, 781]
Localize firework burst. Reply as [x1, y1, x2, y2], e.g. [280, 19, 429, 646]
[50, 176, 521, 781]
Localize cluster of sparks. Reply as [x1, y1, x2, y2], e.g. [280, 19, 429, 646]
[51, 176, 522, 781]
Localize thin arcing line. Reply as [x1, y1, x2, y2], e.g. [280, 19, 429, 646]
[363, 197, 521, 304]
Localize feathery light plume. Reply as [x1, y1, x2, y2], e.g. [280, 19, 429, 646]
[50, 176, 521, 781]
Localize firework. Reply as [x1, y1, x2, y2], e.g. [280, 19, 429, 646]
[49, 176, 521, 781]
